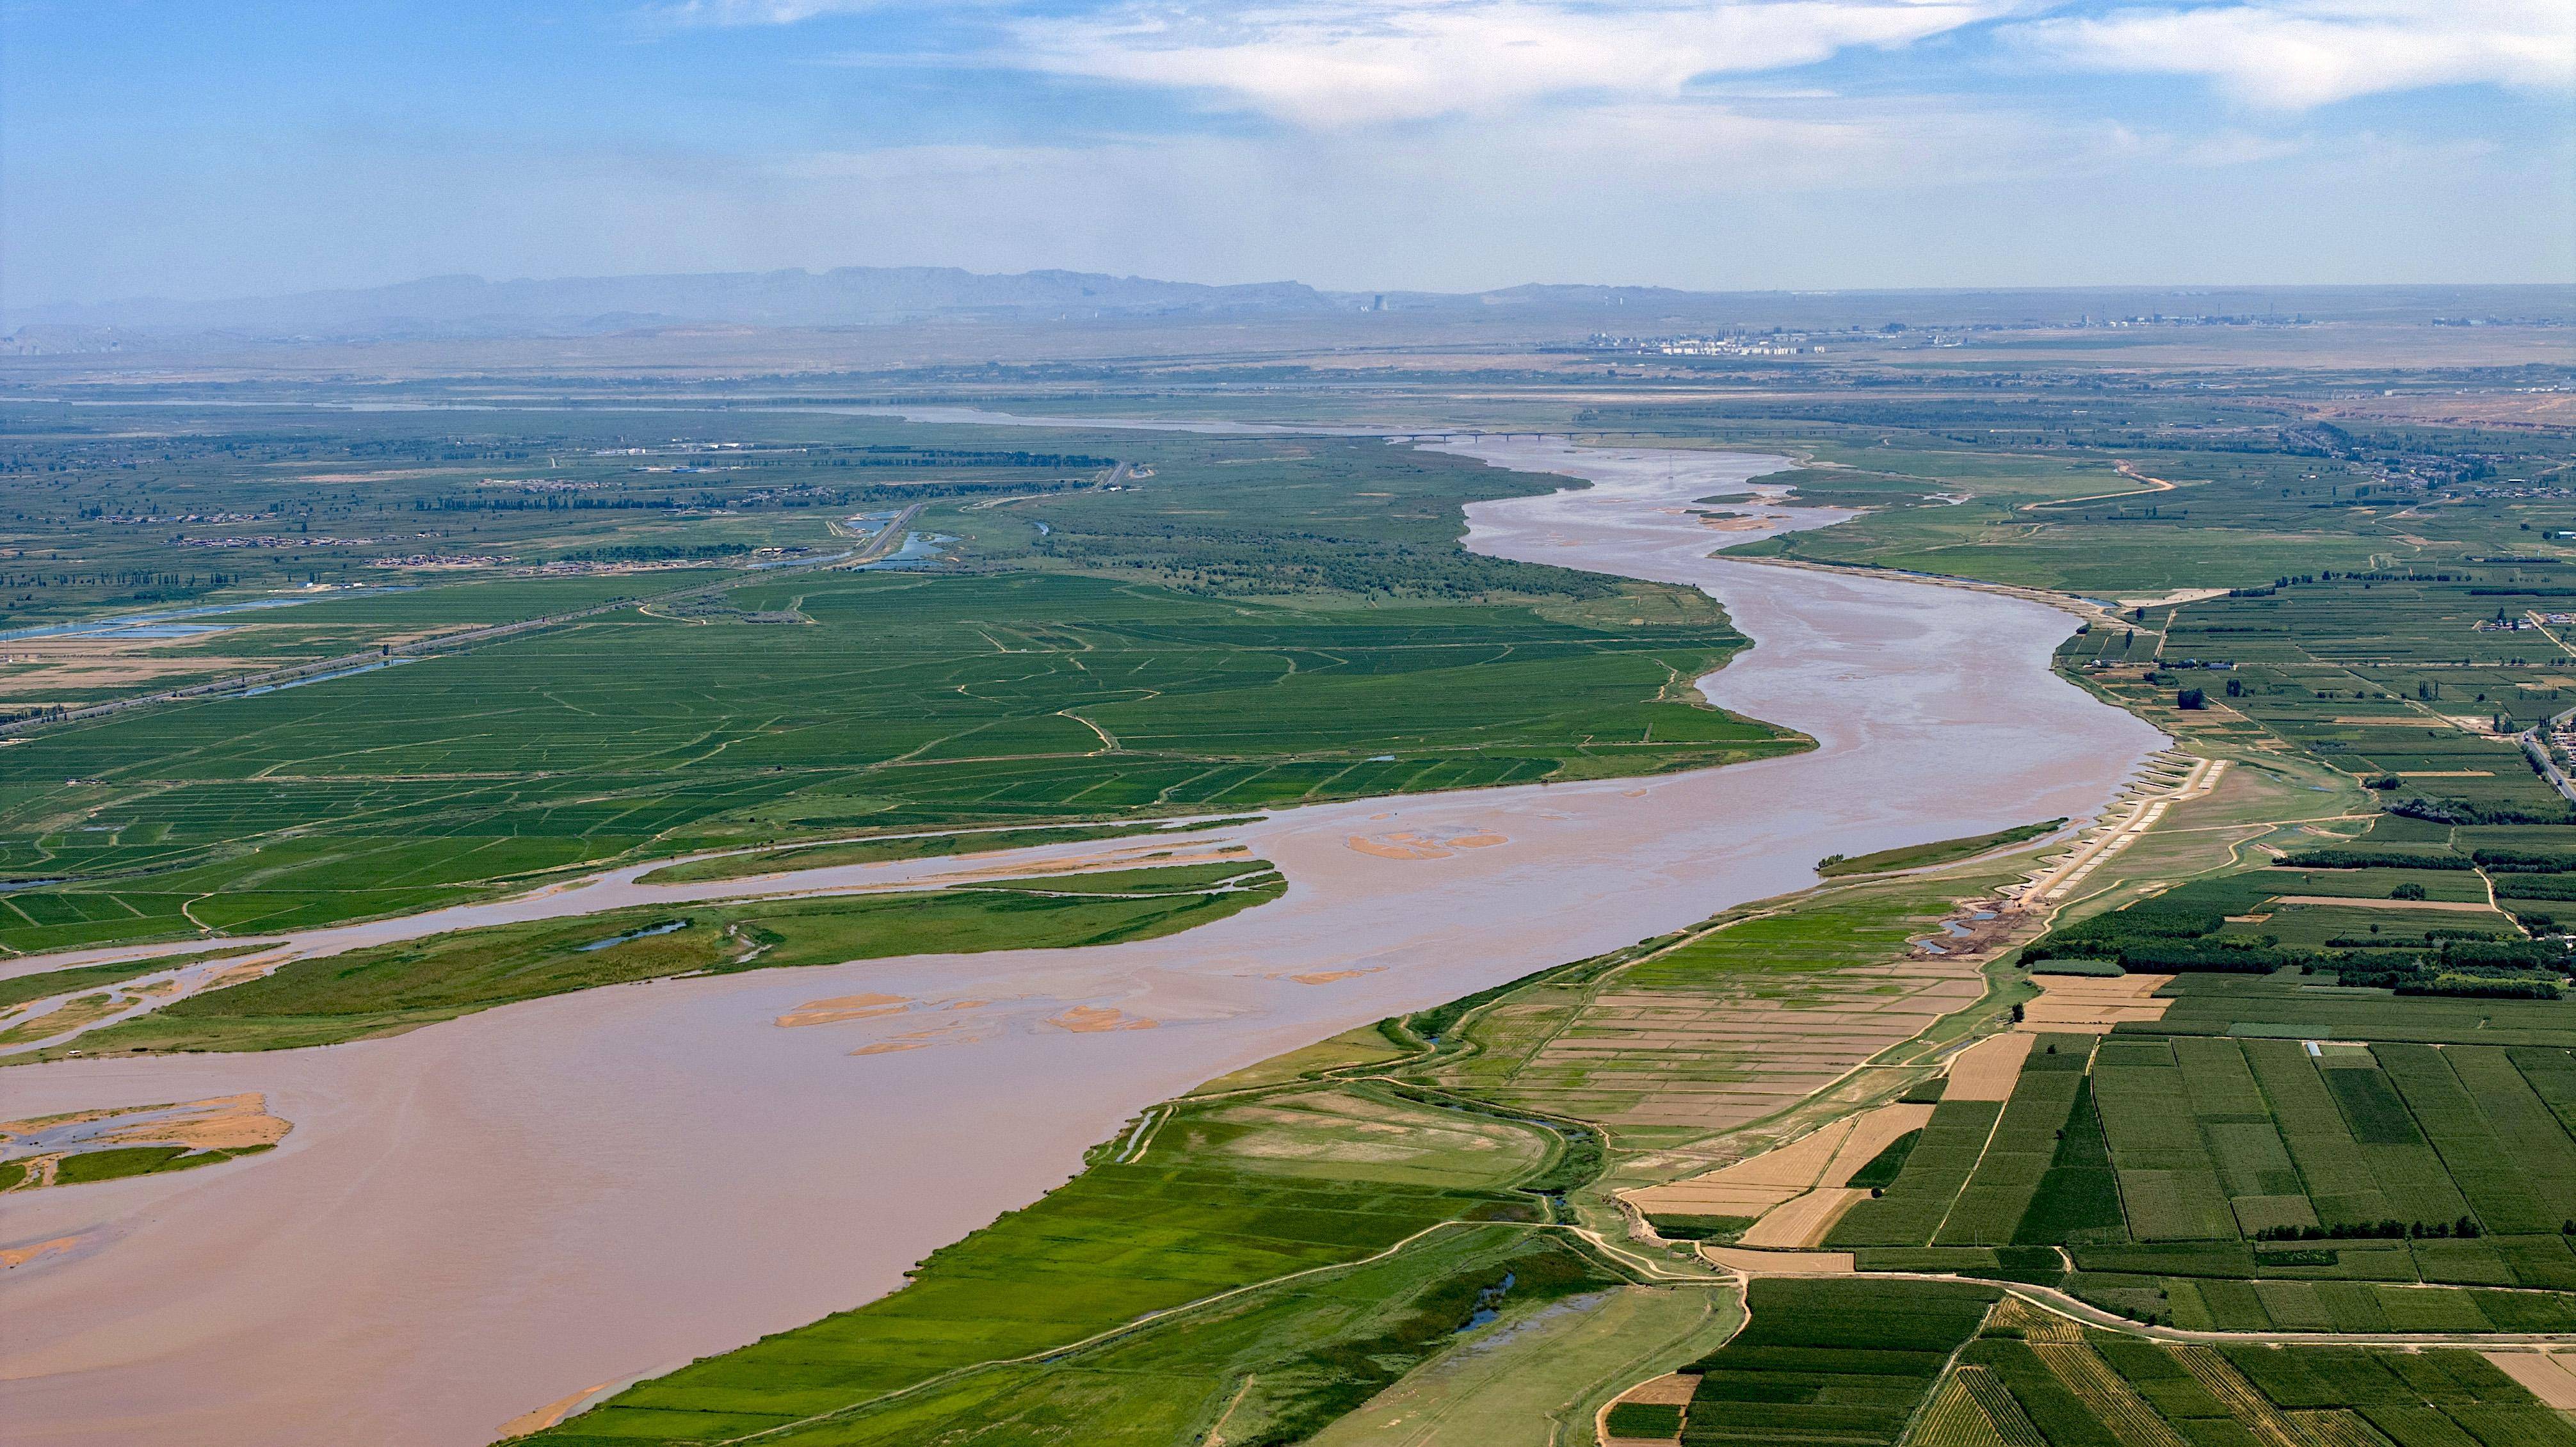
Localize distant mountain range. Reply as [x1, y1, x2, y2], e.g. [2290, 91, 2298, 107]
[3, 268, 1380, 340]
[5, 267, 2567, 346]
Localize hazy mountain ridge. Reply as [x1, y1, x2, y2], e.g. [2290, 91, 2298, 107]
[6, 267, 2569, 352]
[1, 266, 1347, 339]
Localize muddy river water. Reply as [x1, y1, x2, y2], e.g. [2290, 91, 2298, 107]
[0, 435, 2164, 1445]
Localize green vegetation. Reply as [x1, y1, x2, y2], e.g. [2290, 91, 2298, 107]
[1846, 1130, 1923, 1190]
[1829, 1097, 2009, 1247]
[517, 849, 2051, 1444]
[1817, 821, 2066, 878]
[23, 341, 2576, 1445]
[2018, 867, 2567, 998]
[44, 1142, 273, 1186]
[1680, 1277, 2000, 1445]
[1935, 1309, 2576, 1447]
[1421, 870, 2004, 1154]
[1605, 1402, 1685, 1437]
[24, 862, 1280, 1058]
[1303, 1286, 1737, 1447]
[4, 420, 1801, 957]
[0, 954, 194, 1011]
[520, 1080, 1602, 1444]
[1812, 989, 2576, 1314]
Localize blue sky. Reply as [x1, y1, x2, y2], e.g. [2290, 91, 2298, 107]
[2, 0, 2569, 304]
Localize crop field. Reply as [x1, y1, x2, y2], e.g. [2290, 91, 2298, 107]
[1680, 1277, 2000, 1445]
[1926, 1312, 2576, 1447]
[11, 860, 1281, 1058]
[1705, 400, 2575, 601]
[2099, 574, 2576, 820]
[1424, 875, 1997, 1154]
[0, 570, 742, 711]
[2019, 865, 2557, 1003]
[0, 401, 1125, 627]
[0, 571, 1794, 956]
[503, 830, 2051, 1445]
[634, 819, 1212, 885]
[521, 1078, 1585, 1444]
[1929, 1042, 2093, 1248]
[1772, 923, 2576, 1319]
[2141, 974, 2576, 1046]
[3, 405, 1815, 957]
[1300, 1287, 1738, 1447]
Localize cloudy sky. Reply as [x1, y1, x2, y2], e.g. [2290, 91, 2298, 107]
[2, 0, 2569, 303]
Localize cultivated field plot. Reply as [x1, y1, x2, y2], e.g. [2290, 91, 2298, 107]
[1929, 1308, 2576, 1447]
[0, 572, 734, 708]
[1730, 447, 2429, 595]
[2020, 864, 2558, 1007]
[1787, 962, 2576, 1317]
[2088, 1033, 2576, 1251]
[1682, 1277, 2000, 1446]
[1, 571, 1794, 955]
[1625, 1097, 1932, 1241]
[1429, 881, 1992, 1152]
[2085, 574, 2576, 818]
[2143, 973, 2576, 1047]
[0, 401, 1120, 627]
[1828, 1035, 2094, 1250]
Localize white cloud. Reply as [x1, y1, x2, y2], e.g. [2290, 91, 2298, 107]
[2013, 0, 2576, 109]
[1006, 1, 2027, 125]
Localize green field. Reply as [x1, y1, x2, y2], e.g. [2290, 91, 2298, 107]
[1936, 1306, 2576, 1447]
[1819, 1004, 2576, 1304]
[15, 346, 2576, 1445]
[1680, 1277, 2000, 1446]
[5, 564, 1793, 960]
[520, 1079, 1598, 1444]
[1818, 820, 2068, 878]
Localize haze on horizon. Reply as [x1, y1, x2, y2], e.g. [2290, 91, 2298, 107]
[3, 0, 2572, 310]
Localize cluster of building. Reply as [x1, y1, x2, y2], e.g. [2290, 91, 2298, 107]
[367, 553, 513, 569]
[176, 534, 376, 549]
[1584, 333, 1826, 356]
[96, 510, 267, 526]
[2067, 312, 2309, 327]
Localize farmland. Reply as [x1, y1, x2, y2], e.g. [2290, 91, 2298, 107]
[9, 341, 2576, 1444]
[1931, 1297, 2576, 1447]
[1, 408, 1802, 958]
[1680, 1277, 2000, 1444]
[1815, 1019, 2576, 1316]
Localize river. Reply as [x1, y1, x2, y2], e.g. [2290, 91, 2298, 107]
[0, 435, 2164, 1445]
